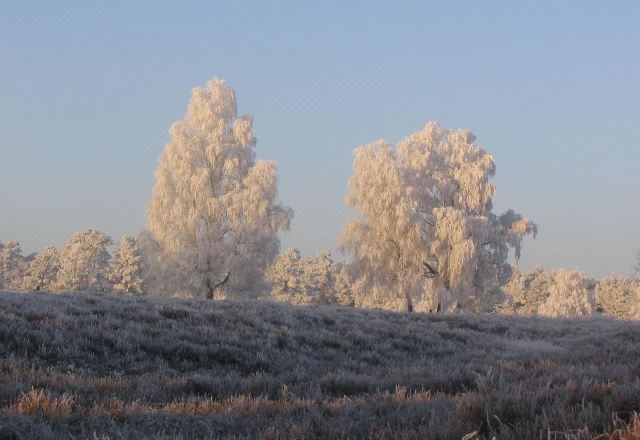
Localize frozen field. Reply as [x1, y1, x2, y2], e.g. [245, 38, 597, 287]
[0, 291, 639, 439]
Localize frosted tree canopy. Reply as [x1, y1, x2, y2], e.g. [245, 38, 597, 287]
[146, 78, 292, 299]
[341, 122, 537, 312]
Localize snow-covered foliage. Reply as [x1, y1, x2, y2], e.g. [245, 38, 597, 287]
[334, 268, 355, 307]
[538, 270, 596, 318]
[341, 122, 537, 312]
[499, 266, 554, 315]
[595, 275, 640, 319]
[301, 251, 336, 305]
[0, 240, 25, 290]
[57, 229, 113, 292]
[109, 236, 144, 294]
[146, 78, 292, 299]
[267, 249, 350, 306]
[266, 248, 306, 303]
[22, 246, 60, 292]
[500, 268, 640, 319]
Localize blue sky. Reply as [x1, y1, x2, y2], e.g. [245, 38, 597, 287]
[1, 1, 639, 277]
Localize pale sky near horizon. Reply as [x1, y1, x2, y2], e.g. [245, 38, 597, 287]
[1, 1, 639, 278]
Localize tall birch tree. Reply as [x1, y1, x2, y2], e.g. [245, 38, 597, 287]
[146, 78, 292, 299]
[341, 122, 537, 312]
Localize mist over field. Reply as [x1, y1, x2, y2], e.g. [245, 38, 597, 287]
[2, 2, 640, 439]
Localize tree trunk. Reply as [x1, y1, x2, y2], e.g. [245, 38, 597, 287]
[205, 271, 231, 299]
[205, 279, 214, 299]
[405, 291, 414, 313]
[397, 276, 414, 313]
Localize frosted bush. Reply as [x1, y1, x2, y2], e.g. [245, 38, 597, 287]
[301, 251, 336, 305]
[334, 268, 355, 307]
[22, 246, 60, 292]
[595, 275, 640, 319]
[267, 249, 352, 306]
[0, 240, 25, 290]
[538, 270, 596, 318]
[267, 248, 311, 304]
[57, 229, 112, 292]
[499, 266, 553, 315]
[109, 236, 144, 294]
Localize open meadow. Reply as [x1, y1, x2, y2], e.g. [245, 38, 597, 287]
[1, 291, 640, 439]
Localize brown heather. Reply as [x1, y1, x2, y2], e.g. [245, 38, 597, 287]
[0, 291, 640, 439]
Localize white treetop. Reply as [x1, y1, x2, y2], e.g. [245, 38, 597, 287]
[0, 241, 23, 290]
[334, 268, 355, 307]
[538, 270, 596, 317]
[57, 229, 113, 292]
[341, 122, 537, 312]
[22, 246, 61, 292]
[301, 250, 336, 305]
[268, 248, 346, 305]
[499, 266, 554, 315]
[146, 78, 292, 299]
[266, 247, 303, 301]
[595, 275, 640, 319]
[109, 236, 144, 294]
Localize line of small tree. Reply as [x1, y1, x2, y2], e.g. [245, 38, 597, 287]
[498, 266, 640, 319]
[265, 254, 640, 318]
[1, 232, 356, 307]
[266, 248, 355, 307]
[6, 230, 639, 319]
[0, 230, 143, 295]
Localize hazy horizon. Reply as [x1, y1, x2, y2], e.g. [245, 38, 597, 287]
[2, 1, 639, 278]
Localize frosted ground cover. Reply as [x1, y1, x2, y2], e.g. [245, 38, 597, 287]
[1, 291, 640, 439]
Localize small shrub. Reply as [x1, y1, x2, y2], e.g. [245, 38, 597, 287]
[538, 270, 596, 317]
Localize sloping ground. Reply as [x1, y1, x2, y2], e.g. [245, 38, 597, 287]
[0, 292, 639, 439]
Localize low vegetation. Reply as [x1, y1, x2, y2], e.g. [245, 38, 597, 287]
[1, 291, 640, 439]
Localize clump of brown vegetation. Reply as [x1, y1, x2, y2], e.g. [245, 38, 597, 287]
[0, 291, 639, 439]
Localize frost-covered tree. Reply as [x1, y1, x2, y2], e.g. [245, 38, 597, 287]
[499, 266, 554, 315]
[267, 248, 303, 301]
[57, 229, 112, 292]
[0, 241, 24, 290]
[109, 236, 144, 294]
[22, 246, 60, 292]
[341, 122, 537, 312]
[334, 268, 355, 307]
[538, 270, 596, 318]
[267, 249, 347, 306]
[595, 275, 640, 319]
[301, 251, 336, 305]
[146, 78, 292, 299]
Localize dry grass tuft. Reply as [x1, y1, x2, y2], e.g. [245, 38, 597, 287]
[14, 389, 74, 421]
